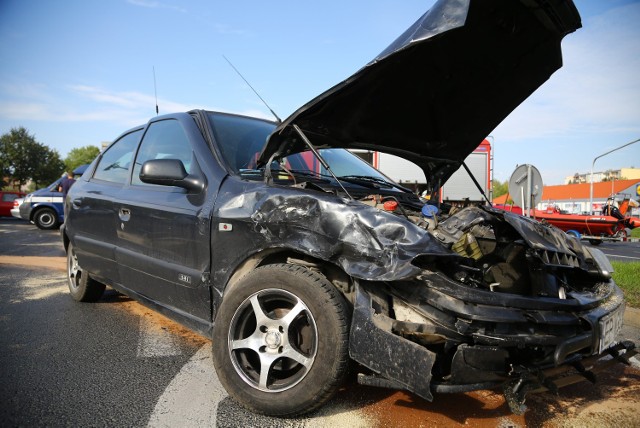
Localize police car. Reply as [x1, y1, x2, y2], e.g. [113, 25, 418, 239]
[20, 165, 88, 229]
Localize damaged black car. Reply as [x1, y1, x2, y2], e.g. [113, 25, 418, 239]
[62, 0, 636, 417]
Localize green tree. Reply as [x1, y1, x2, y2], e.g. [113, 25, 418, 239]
[492, 179, 509, 198]
[33, 149, 65, 188]
[64, 145, 100, 172]
[0, 127, 65, 188]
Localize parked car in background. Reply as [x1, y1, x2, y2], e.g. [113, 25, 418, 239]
[0, 191, 26, 217]
[20, 165, 88, 229]
[10, 198, 24, 219]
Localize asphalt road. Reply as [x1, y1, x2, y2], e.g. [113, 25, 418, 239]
[1, 217, 639, 427]
[591, 239, 640, 262]
[0, 219, 207, 427]
[0, 218, 382, 427]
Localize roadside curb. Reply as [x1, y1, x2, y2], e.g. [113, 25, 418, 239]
[625, 306, 640, 328]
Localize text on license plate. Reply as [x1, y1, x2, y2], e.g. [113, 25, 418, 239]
[598, 305, 625, 354]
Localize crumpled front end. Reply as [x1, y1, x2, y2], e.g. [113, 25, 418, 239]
[347, 206, 637, 414]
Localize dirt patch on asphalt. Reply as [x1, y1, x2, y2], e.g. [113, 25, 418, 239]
[350, 363, 640, 428]
[0, 256, 66, 271]
[524, 364, 640, 427]
[352, 386, 526, 427]
[110, 295, 210, 348]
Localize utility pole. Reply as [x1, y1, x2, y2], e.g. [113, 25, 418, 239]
[589, 138, 640, 214]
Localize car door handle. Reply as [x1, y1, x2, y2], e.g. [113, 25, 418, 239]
[119, 208, 131, 221]
[72, 198, 83, 209]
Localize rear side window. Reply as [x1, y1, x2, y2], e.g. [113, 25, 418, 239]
[93, 129, 142, 184]
[2, 193, 20, 202]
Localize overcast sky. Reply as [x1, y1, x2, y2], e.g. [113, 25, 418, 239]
[1, 0, 638, 185]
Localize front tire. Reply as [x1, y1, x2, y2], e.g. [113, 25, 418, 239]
[67, 242, 105, 302]
[33, 207, 59, 230]
[212, 263, 350, 417]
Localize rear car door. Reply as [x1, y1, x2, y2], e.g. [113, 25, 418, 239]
[67, 128, 142, 283]
[114, 114, 220, 322]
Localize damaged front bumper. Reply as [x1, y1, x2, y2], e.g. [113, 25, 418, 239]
[349, 282, 638, 414]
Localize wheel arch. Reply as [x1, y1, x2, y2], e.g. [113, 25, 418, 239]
[31, 204, 61, 229]
[61, 227, 70, 252]
[30, 203, 61, 220]
[222, 248, 354, 301]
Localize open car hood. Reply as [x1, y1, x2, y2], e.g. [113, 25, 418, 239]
[260, 0, 580, 185]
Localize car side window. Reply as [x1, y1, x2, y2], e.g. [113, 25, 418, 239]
[93, 130, 142, 184]
[2, 193, 19, 202]
[207, 113, 275, 174]
[132, 119, 192, 186]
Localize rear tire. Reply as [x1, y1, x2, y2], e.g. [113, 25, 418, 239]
[67, 242, 105, 302]
[212, 263, 350, 417]
[588, 239, 602, 246]
[33, 207, 59, 230]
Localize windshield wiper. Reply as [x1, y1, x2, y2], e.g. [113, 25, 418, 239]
[284, 169, 330, 180]
[239, 168, 263, 175]
[338, 175, 408, 192]
[240, 168, 331, 183]
[274, 169, 331, 183]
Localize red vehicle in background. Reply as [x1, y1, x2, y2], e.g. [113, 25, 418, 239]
[0, 191, 26, 217]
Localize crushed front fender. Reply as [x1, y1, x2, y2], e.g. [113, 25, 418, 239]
[349, 283, 436, 401]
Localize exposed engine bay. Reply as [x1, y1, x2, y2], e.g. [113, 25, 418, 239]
[358, 193, 610, 297]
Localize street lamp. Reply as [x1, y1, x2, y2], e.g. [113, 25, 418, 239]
[590, 138, 640, 214]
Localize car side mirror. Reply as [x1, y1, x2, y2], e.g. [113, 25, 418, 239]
[140, 159, 205, 192]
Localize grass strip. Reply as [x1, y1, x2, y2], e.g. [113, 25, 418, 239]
[611, 261, 640, 308]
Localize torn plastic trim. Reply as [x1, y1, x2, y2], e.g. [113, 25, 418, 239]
[411, 271, 621, 312]
[407, 277, 624, 333]
[389, 278, 625, 359]
[349, 282, 436, 402]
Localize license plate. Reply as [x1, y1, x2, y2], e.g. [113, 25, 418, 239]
[598, 305, 625, 354]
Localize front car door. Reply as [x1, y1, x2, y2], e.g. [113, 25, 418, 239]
[115, 113, 221, 328]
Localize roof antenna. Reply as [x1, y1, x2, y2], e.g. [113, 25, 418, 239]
[153, 66, 159, 116]
[223, 55, 281, 124]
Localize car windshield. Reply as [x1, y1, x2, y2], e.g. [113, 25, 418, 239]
[207, 112, 403, 192]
